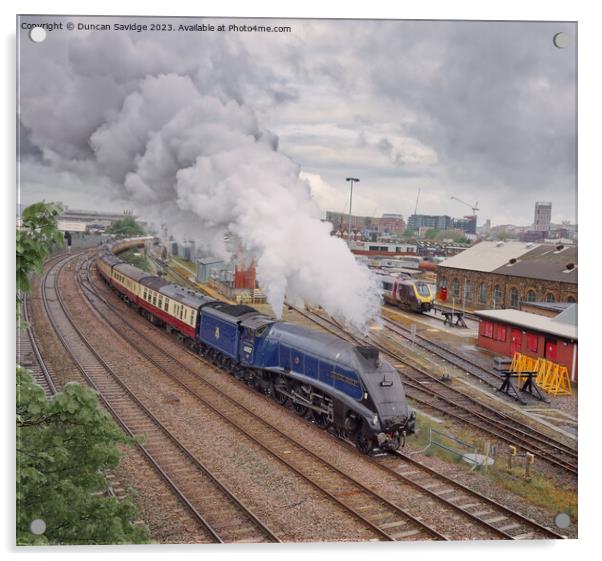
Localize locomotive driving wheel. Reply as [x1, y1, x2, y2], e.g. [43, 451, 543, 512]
[354, 431, 374, 455]
[292, 383, 311, 417]
[271, 376, 289, 405]
[312, 410, 331, 430]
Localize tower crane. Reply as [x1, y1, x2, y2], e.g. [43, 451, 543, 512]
[450, 196, 479, 217]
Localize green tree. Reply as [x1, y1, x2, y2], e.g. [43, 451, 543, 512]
[106, 216, 145, 238]
[16, 202, 64, 313]
[16, 368, 149, 545]
[16, 202, 149, 545]
[425, 228, 440, 240]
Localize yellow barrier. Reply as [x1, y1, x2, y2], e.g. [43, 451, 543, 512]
[510, 352, 572, 397]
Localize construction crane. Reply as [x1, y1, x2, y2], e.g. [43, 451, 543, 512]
[414, 187, 421, 216]
[450, 196, 479, 217]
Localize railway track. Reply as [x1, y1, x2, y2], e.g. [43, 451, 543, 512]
[382, 314, 520, 397]
[17, 294, 57, 397]
[294, 306, 578, 477]
[42, 254, 280, 544]
[78, 257, 447, 542]
[80, 254, 563, 540]
[151, 252, 577, 475]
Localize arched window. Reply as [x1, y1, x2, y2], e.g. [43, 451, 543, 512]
[526, 290, 536, 302]
[566, 295, 576, 303]
[438, 277, 447, 292]
[463, 279, 472, 302]
[545, 292, 556, 303]
[510, 287, 519, 309]
[479, 283, 488, 304]
[493, 285, 502, 307]
[452, 278, 460, 298]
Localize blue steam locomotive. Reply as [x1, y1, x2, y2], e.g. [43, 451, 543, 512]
[97, 242, 416, 454]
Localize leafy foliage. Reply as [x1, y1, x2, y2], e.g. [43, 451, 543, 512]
[16, 367, 150, 545]
[106, 216, 146, 238]
[424, 228, 440, 240]
[16, 202, 64, 301]
[16, 202, 149, 545]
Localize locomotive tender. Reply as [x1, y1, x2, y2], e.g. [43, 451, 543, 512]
[95, 240, 415, 454]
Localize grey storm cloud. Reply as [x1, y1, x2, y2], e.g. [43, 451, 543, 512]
[18, 16, 576, 228]
[358, 21, 576, 205]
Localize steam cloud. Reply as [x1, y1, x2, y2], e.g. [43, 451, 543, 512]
[19, 32, 382, 330]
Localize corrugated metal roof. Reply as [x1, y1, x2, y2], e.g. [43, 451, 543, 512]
[438, 241, 541, 272]
[474, 309, 577, 340]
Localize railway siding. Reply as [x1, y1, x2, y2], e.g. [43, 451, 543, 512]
[79, 252, 564, 541]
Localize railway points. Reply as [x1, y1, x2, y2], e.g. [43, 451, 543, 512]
[23, 243, 577, 543]
[75, 250, 565, 540]
[42, 253, 281, 544]
[294, 305, 577, 477]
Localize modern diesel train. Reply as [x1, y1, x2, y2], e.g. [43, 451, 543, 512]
[380, 275, 435, 313]
[95, 240, 415, 454]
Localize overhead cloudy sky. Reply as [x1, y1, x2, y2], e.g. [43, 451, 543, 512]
[18, 16, 576, 227]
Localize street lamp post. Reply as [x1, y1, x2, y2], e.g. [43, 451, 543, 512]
[346, 177, 360, 244]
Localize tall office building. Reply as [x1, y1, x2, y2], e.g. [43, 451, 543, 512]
[533, 202, 552, 232]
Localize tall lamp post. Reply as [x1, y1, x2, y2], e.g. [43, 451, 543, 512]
[346, 177, 360, 244]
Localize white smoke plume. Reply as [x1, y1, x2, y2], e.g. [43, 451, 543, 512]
[18, 30, 383, 330]
[87, 74, 382, 330]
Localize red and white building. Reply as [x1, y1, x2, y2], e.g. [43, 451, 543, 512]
[474, 305, 578, 382]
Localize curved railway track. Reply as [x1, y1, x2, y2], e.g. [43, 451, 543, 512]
[18, 294, 57, 397]
[78, 253, 563, 540]
[78, 256, 446, 542]
[42, 253, 280, 544]
[294, 306, 578, 477]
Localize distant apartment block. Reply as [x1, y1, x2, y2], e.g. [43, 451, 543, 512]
[407, 214, 476, 235]
[325, 211, 405, 236]
[407, 214, 453, 231]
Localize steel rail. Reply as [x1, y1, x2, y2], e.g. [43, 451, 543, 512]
[42, 254, 280, 544]
[78, 256, 448, 542]
[293, 306, 577, 476]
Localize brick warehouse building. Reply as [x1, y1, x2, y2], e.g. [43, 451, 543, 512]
[474, 305, 578, 381]
[436, 241, 577, 310]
